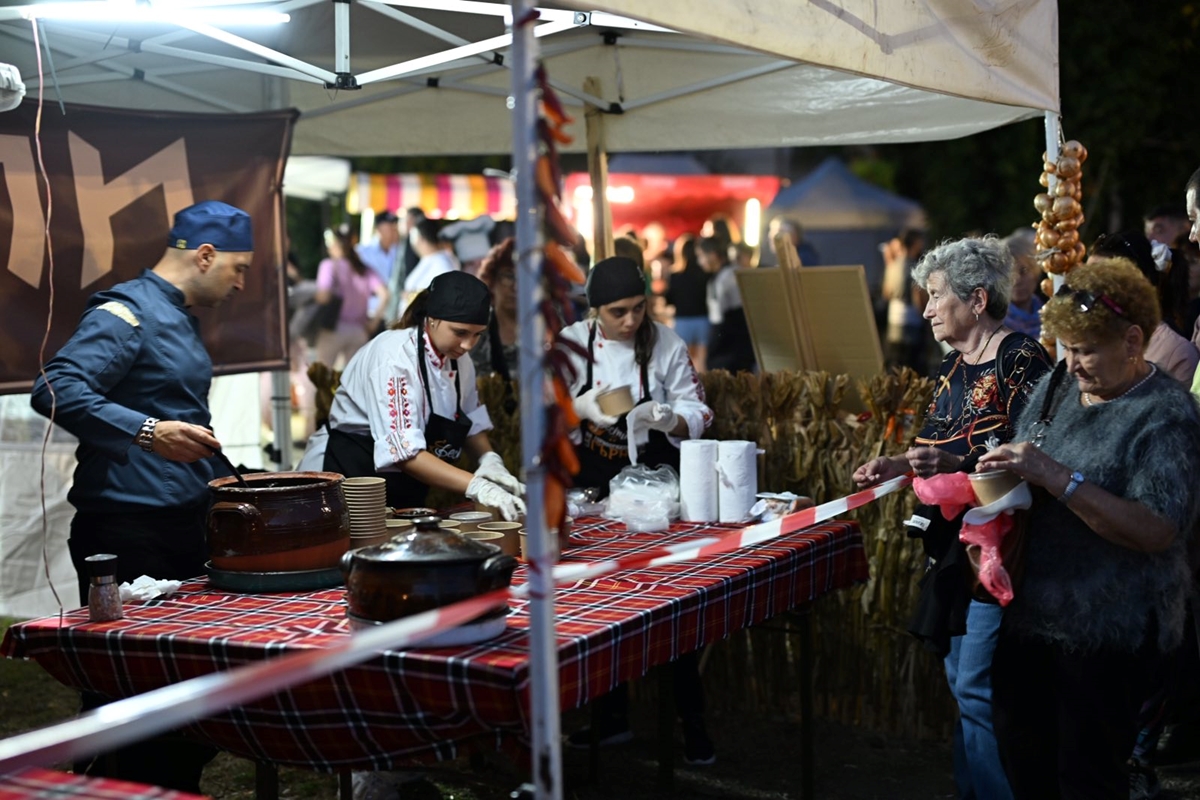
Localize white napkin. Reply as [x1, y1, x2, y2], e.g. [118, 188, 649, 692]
[119, 575, 183, 603]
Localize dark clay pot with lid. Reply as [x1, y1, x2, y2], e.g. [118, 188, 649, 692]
[340, 516, 517, 623]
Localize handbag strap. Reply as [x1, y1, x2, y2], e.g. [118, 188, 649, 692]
[1028, 359, 1070, 448]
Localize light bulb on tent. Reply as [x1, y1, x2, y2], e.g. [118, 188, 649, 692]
[744, 199, 761, 248]
[1, 0, 289, 25]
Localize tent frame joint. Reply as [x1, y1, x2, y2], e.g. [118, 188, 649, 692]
[325, 71, 359, 89]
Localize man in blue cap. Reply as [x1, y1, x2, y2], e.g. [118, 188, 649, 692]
[30, 199, 253, 791]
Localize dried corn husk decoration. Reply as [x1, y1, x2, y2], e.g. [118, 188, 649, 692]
[471, 367, 954, 738]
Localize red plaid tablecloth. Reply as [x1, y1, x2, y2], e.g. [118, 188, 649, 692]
[2, 519, 865, 771]
[0, 768, 208, 799]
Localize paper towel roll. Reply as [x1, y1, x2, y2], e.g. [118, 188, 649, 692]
[679, 440, 719, 522]
[717, 440, 758, 523]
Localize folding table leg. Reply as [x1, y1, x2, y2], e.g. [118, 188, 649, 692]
[794, 606, 815, 800]
[656, 663, 675, 791]
[587, 700, 600, 781]
[254, 760, 279, 800]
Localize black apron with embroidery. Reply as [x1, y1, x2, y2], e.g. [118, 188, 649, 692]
[574, 323, 680, 497]
[325, 325, 472, 509]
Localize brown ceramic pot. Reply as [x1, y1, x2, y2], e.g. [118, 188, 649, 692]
[340, 516, 517, 623]
[208, 472, 350, 572]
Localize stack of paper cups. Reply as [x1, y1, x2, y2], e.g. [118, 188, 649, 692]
[679, 440, 719, 522]
[717, 440, 758, 523]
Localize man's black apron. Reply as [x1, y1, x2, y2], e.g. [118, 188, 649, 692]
[574, 322, 680, 497]
[325, 324, 472, 509]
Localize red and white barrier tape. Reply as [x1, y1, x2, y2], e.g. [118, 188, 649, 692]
[0, 474, 909, 775]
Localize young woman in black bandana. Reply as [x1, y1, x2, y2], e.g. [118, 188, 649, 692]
[299, 270, 525, 518]
[559, 256, 717, 765]
[561, 256, 713, 493]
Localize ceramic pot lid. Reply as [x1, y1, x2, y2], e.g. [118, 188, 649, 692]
[348, 516, 498, 564]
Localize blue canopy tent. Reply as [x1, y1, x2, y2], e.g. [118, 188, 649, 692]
[761, 158, 926, 294]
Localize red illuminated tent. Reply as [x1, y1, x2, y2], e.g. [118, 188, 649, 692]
[563, 171, 780, 243]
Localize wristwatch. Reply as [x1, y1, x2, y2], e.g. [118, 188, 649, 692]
[1058, 470, 1085, 503]
[136, 417, 159, 453]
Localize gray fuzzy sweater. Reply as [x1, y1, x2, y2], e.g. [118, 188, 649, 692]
[1008, 368, 1200, 653]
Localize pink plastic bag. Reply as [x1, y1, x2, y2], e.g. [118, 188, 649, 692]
[960, 514, 1016, 606]
[912, 473, 976, 520]
[913, 473, 1018, 606]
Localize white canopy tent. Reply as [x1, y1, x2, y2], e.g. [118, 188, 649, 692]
[0, 1, 1058, 156]
[0, 3, 1060, 798]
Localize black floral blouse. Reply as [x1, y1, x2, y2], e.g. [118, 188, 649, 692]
[916, 332, 1053, 458]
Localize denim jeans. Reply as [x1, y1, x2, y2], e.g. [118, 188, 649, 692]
[945, 599, 1013, 800]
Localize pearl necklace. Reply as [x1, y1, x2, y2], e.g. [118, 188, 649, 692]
[1083, 364, 1156, 406]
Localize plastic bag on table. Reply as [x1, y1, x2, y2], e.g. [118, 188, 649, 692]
[604, 463, 680, 532]
[748, 492, 816, 522]
[566, 487, 605, 519]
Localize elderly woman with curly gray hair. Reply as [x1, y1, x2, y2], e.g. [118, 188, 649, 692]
[854, 236, 1053, 800]
[978, 257, 1200, 799]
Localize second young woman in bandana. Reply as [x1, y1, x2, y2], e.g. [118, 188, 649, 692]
[559, 256, 717, 765]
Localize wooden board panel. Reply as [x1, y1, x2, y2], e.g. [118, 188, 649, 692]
[735, 267, 808, 373]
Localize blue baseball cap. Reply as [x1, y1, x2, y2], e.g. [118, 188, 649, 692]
[168, 201, 254, 252]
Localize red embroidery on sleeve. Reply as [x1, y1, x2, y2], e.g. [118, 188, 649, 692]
[387, 376, 414, 432]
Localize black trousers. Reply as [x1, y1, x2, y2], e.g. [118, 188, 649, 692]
[69, 505, 209, 605]
[68, 506, 216, 793]
[595, 651, 706, 726]
[992, 630, 1157, 800]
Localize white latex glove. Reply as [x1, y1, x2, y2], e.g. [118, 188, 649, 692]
[625, 403, 679, 465]
[475, 451, 525, 496]
[466, 475, 526, 521]
[572, 387, 619, 428]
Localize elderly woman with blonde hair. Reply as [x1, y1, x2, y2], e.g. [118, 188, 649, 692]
[979, 258, 1200, 799]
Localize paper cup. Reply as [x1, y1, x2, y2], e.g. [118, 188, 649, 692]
[596, 385, 634, 416]
[471, 502, 499, 520]
[467, 529, 518, 557]
[465, 531, 506, 549]
[478, 521, 521, 557]
[968, 470, 1022, 506]
[449, 511, 494, 533]
[518, 528, 561, 562]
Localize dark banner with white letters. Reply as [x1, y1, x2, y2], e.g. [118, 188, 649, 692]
[0, 101, 296, 393]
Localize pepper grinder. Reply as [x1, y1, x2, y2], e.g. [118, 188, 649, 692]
[85, 553, 123, 622]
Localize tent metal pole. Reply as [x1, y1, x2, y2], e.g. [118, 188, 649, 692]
[620, 60, 793, 112]
[511, 0, 562, 797]
[355, 18, 574, 86]
[333, 0, 351, 85]
[584, 76, 613, 262]
[359, 0, 500, 65]
[270, 370, 293, 470]
[172, 19, 338, 84]
[0, 24, 252, 111]
[1045, 109, 1063, 361]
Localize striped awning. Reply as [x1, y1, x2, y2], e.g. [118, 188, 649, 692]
[346, 172, 516, 220]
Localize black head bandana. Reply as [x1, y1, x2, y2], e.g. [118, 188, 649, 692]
[586, 257, 646, 308]
[426, 270, 492, 325]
